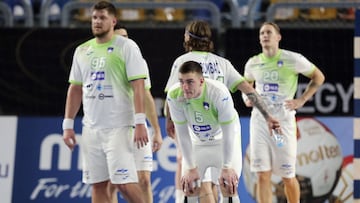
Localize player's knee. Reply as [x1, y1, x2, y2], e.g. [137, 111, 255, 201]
[116, 184, 133, 197]
[257, 171, 271, 183]
[138, 176, 151, 189]
[282, 177, 298, 187]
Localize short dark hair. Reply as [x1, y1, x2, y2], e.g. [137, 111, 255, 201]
[93, 1, 116, 17]
[179, 61, 203, 76]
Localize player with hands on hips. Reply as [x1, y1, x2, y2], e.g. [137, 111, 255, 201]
[242, 22, 325, 203]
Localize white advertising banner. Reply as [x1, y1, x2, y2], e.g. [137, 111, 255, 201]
[0, 116, 17, 203]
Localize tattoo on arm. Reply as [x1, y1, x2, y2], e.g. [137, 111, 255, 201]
[246, 92, 270, 120]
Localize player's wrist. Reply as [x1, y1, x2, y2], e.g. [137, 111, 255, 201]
[222, 164, 231, 169]
[62, 118, 74, 130]
[135, 113, 146, 125]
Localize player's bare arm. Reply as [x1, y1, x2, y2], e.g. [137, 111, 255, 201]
[131, 78, 149, 148]
[285, 68, 325, 110]
[63, 84, 82, 150]
[238, 81, 281, 130]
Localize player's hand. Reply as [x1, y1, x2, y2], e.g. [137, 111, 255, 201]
[181, 167, 201, 196]
[219, 168, 238, 196]
[152, 129, 163, 152]
[63, 129, 77, 151]
[165, 117, 176, 139]
[284, 98, 306, 110]
[134, 124, 149, 149]
[266, 115, 282, 135]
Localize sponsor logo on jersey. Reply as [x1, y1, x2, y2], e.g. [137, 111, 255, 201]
[91, 71, 105, 81]
[85, 83, 93, 90]
[263, 83, 278, 92]
[98, 93, 113, 100]
[221, 97, 229, 102]
[192, 125, 211, 132]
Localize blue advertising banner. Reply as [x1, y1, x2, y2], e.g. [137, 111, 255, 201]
[4, 116, 353, 203]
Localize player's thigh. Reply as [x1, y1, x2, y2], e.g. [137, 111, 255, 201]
[106, 126, 139, 184]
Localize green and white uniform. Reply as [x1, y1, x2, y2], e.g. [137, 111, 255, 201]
[165, 51, 245, 184]
[167, 79, 242, 180]
[69, 35, 148, 184]
[165, 51, 245, 93]
[244, 49, 316, 177]
[70, 35, 148, 128]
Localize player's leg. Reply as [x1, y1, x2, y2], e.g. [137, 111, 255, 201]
[92, 180, 112, 203]
[108, 183, 118, 203]
[137, 170, 152, 203]
[107, 127, 145, 203]
[276, 118, 299, 203]
[134, 125, 153, 203]
[256, 171, 272, 203]
[271, 117, 298, 203]
[114, 183, 145, 202]
[283, 177, 300, 203]
[81, 126, 113, 203]
[249, 116, 272, 203]
[199, 181, 216, 203]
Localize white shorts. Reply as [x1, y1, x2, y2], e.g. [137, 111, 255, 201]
[181, 131, 242, 184]
[249, 115, 297, 178]
[177, 134, 219, 184]
[81, 126, 139, 184]
[134, 126, 153, 171]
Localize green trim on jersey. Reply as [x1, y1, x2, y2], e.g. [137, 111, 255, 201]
[219, 115, 236, 125]
[129, 74, 147, 81]
[69, 80, 82, 85]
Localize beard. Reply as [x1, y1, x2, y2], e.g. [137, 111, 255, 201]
[92, 27, 110, 38]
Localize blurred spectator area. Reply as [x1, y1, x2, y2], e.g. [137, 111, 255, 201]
[0, 0, 358, 29]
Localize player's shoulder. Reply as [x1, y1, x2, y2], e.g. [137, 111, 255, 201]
[167, 83, 183, 99]
[280, 49, 304, 59]
[206, 79, 229, 92]
[246, 52, 263, 64]
[78, 38, 95, 47]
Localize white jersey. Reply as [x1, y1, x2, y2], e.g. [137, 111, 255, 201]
[69, 35, 148, 129]
[165, 51, 245, 93]
[244, 49, 316, 119]
[167, 79, 239, 145]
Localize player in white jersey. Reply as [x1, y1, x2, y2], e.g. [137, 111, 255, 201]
[167, 61, 242, 203]
[164, 20, 280, 203]
[62, 2, 148, 203]
[106, 24, 163, 203]
[242, 22, 325, 203]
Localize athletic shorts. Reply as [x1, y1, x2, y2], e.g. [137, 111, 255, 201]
[134, 126, 153, 171]
[181, 131, 242, 184]
[249, 115, 297, 178]
[81, 126, 139, 184]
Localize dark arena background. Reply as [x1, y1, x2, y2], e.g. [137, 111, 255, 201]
[0, 1, 358, 203]
[0, 27, 354, 116]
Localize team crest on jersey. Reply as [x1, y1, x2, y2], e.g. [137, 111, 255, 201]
[277, 60, 284, 67]
[107, 47, 114, 53]
[203, 102, 210, 110]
